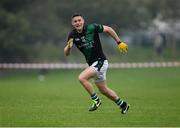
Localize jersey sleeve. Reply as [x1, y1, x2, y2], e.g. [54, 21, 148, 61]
[93, 24, 104, 33]
[67, 31, 74, 42]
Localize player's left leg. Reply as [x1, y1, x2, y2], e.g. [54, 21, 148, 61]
[95, 81, 118, 101]
[95, 81, 129, 114]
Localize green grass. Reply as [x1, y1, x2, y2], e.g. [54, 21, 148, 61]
[0, 68, 180, 127]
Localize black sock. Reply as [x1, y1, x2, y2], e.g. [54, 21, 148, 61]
[115, 98, 127, 109]
[91, 93, 99, 101]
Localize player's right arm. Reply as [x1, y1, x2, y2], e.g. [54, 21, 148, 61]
[64, 38, 73, 56]
[64, 32, 74, 56]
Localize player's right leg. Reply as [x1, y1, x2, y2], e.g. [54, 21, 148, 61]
[78, 67, 101, 111]
[78, 67, 96, 95]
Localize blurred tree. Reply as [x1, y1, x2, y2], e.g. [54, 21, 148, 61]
[0, 0, 179, 62]
[0, 0, 34, 62]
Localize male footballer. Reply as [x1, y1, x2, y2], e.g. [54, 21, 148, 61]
[64, 13, 129, 114]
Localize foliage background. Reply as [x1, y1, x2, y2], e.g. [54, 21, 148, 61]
[0, 0, 180, 63]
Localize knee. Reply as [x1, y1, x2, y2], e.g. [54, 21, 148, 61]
[78, 75, 86, 84]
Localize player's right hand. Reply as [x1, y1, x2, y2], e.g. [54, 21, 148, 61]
[118, 42, 128, 53]
[67, 38, 73, 49]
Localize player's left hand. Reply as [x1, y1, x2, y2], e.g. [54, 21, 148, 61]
[118, 42, 128, 53]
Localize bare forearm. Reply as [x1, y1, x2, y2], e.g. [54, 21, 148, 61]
[64, 45, 71, 56]
[103, 25, 121, 43]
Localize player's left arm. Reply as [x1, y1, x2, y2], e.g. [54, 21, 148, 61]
[103, 25, 128, 53]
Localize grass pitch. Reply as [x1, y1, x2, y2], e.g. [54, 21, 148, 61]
[0, 67, 180, 127]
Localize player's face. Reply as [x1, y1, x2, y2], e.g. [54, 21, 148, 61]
[71, 16, 84, 32]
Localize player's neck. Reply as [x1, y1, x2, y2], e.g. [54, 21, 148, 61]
[76, 25, 85, 33]
[77, 29, 83, 33]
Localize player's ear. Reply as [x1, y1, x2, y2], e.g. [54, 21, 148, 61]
[82, 18, 85, 24]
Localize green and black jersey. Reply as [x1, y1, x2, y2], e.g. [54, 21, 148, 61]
[67, 24, 107, 66]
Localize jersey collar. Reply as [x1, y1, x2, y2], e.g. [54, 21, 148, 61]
[74, 24, 87, 34]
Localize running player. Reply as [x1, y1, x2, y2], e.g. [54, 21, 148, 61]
[64, 13, 129, 114]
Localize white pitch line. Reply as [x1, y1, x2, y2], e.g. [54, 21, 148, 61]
[0, 62, 180, 69]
